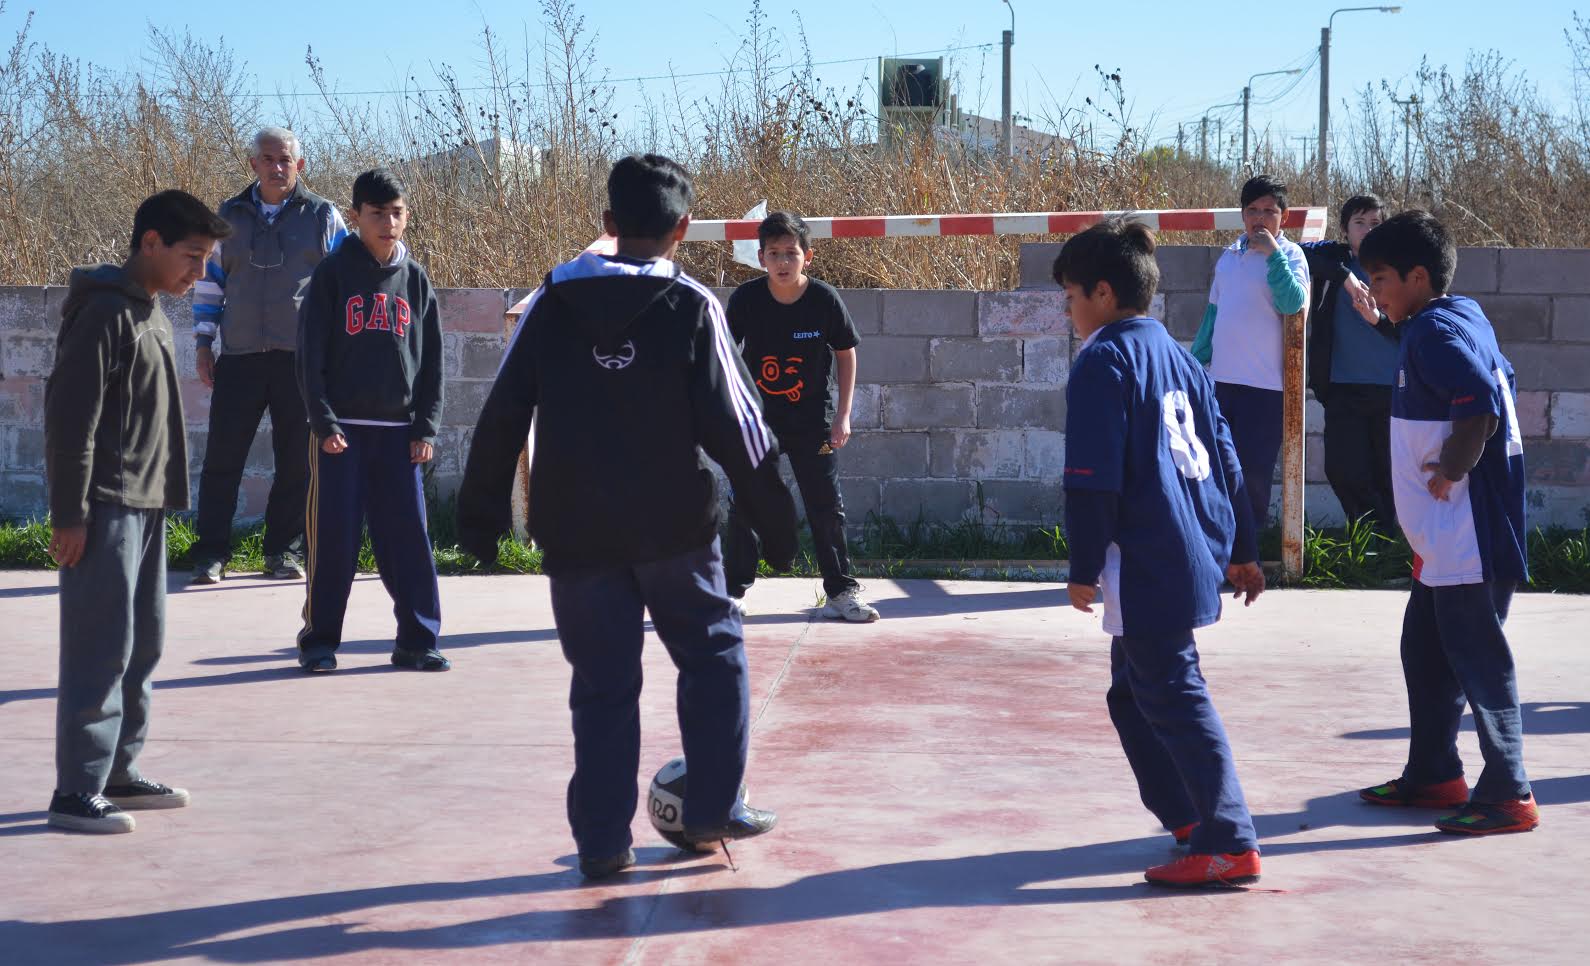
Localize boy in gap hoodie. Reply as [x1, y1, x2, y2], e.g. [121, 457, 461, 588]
[457, 154, 799, 879]
[295, 168, 447, 674]
[45, 190, 231, 833]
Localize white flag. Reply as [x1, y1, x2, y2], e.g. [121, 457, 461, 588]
[732, 201, 768, 269]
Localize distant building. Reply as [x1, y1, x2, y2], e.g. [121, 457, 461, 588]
[399, 136, 548, 191]
[945, 113, 1069, 159]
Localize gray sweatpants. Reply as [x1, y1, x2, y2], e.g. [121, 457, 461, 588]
[56, 502, 167, 794]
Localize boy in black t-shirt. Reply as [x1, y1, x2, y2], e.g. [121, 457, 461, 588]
[725, 211, 879, 622]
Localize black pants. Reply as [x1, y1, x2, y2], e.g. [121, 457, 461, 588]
[725, 432, 858, 599]
[192, 350, 308, 562]
[548, 539, 748, 858]
[1322, 383, 1397, 532]
[1214, 382, 1284, 529]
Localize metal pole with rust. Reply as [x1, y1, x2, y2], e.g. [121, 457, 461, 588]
[1280, 309, 1307, 579]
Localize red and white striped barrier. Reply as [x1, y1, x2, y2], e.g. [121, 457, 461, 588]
[683, 207, 1330, 243]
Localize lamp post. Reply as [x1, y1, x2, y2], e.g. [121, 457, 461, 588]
[1000, 0, 1015, 159]
[1319, 6, 1402, 206]
[1201, 101, 1243, 166]
[1243, 68, 1303, 171]
[1392, 93, 1420, 201]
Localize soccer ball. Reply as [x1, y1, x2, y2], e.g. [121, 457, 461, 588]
[647, 756, 747, 853]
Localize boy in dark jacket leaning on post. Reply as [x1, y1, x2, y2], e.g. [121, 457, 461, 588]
[458, 153, 799, 880]
[44, 190, 232, 833]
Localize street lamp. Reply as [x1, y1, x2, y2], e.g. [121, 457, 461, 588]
[1000, 0, 1015, 159]
[1200, 101, 1243, 164]
[1318, 6, 1402, 207]
[1243, 68, 1304, 171]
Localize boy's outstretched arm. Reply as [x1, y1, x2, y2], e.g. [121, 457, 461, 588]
[44, 298, 117, 565]
[691, 295, 799, 571]
[296, 264, 343, 442]
[832, 347, 857, 448]
[456, 291, 543, 564]
[410, 276, 444, 447]
[1062, 351, 1128, 613]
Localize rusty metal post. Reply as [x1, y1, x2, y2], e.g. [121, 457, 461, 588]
[1281, 309, 1307, 579]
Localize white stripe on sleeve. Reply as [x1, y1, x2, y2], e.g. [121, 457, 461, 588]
[680, 275, 773, 465]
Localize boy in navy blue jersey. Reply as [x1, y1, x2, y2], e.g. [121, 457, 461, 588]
[456, 154, 800, 879]
[1355, 211, 1538, 835]
[296, 168, 447, 674]
[1059, 218, 1267, 888]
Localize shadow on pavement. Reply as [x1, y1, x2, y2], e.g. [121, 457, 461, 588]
[1341, 701, 1590, 740]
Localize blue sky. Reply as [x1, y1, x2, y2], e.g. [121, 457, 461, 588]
[8, 0, 1584, 161]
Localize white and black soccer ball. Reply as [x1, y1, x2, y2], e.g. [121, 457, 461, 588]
[647, 756, 748, 853]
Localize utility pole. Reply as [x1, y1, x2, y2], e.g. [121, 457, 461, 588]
[1244, 67, 1303, 171]
[1177, 122, 1185, 158]
[1392, 93, 1420, 200]
[1293, 134, 1313, 168]
[1200, 115, 1209, 163]
[1319, 7, 1402, 207]
[1000, 0, 1015, 159]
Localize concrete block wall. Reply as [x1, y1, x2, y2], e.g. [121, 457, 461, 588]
[0, 286, 515, 522]
[4, 246, 1589, 530]
[1022, 245, 1590, 527]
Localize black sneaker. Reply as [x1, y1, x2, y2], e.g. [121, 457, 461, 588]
[103, 778, 190, 810]
[579, 848, 637, 880]
[392, 649, 451, 672]
[683, 804, 778, 847]
[300, 654, 337, 673]
[189, 560, 224, 585]
[264, 553, 305, 580]
[47, 791, 135, 834]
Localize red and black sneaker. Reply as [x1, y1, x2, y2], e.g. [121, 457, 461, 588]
[1171, 822, 1197, 846]
[1144, 850, 1260, 888]
[1359, 776, 1470, 809]
[1435, 795, 1540, 835]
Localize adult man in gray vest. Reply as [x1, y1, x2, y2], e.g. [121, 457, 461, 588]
[190, 127, 347, 584]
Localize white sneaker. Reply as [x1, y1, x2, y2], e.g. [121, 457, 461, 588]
[823, 589, 880, 623]
[729, 596, 748, 619]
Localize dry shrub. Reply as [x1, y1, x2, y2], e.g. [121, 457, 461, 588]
[3, 0, 1589, 289]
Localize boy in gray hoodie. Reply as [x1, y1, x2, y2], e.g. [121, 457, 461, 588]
[43, 190, 231, 833]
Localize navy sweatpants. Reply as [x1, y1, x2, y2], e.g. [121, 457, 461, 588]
[298, 425, 441, 658]
[1215, 382, 1284, 529]
[1107, 632, 1258, 855]
[547, 539, 750, 858]
[1400, 579, 1530, 803]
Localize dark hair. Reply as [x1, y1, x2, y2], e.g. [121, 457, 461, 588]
[128, 190, 231, 255]
[607, 153, 694, 239]
[1339, 193, 1388, 228]
[758, 210, 811, 252]
[1050, 217, 1160, 312]
[1358, 209, 1457, 294]
[1240, 174, 1288, 211]
[352, 168, 407, 209]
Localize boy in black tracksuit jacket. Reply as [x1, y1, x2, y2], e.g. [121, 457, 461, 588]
[1303, 194, 1402, 532]
[296, 169, 447, 674]
[458, 154, 799, 878]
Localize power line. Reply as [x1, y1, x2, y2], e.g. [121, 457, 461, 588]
[15, 41, 997, 103]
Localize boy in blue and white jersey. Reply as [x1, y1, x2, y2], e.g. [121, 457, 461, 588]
[1059, 218, 1267, 889]
[1355, 210, 1538, 836]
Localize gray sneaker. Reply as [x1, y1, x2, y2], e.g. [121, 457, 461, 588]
[189, 560, 224, 585]
[264, 553, 305, 580]
[822, 589, 880, 623]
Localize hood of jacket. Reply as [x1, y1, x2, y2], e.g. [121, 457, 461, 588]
[542, 251, 685, 349]
[61, 263, 152, 327]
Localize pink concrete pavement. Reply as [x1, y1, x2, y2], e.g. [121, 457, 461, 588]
[1, 569, 1586, 964]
